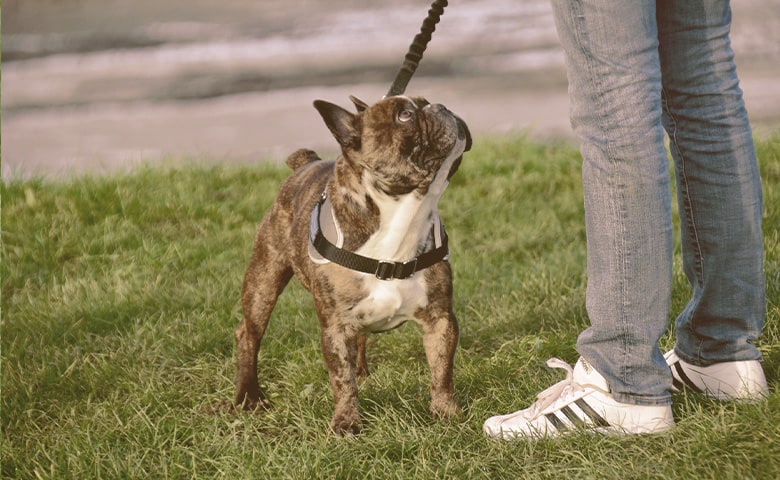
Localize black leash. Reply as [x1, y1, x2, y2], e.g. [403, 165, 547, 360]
[386, 0, 448, 97]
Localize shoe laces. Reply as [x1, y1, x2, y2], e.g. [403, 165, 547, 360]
[530, 358, 582, 415]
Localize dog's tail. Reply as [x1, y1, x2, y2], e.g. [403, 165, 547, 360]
[285, 149, 322, 170]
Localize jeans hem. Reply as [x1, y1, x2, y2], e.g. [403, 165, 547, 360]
[673, 347, 764, 368]
[610, 392, 672, 407]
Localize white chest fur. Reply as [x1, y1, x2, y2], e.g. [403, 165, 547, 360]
[349, 190, 435, 332]
[352, 274, 428, 332]
[343, 136, 465, 333]
[356, 135, 461, 262]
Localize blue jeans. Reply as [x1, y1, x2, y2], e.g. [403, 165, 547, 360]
[550, 0, 765, 405]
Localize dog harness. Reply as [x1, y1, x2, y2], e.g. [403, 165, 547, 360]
[308, 193, 449, 280]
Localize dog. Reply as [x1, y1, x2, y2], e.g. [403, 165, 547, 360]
[231, 94, 471, 434]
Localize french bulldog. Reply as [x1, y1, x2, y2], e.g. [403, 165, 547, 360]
[232, 94, 471, 434]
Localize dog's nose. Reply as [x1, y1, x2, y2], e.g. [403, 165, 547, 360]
[426, 103, 470, 151]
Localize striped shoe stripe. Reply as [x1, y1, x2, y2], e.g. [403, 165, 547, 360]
[574, 399, 610, 428]
[671, 377, 686, 391]
[544, 413, 569, 432]
[672, 361, 704, 393]
[545, 401, 610, 432]
[559, 405, 587, 428]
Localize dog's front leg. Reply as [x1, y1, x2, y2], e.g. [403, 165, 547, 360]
[320, 324, 361, 435]
[421, 313, 460, 418]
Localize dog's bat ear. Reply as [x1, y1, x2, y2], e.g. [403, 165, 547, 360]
[314, 100, 360, 150]
[349, 95, 369, 113]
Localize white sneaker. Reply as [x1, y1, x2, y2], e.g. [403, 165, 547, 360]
[483, 358, 674, 440]
[664, 350, 769, 401]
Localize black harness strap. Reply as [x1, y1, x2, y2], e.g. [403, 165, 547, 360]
[311, 195, 449, 280]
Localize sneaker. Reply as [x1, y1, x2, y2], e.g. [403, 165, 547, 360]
[664, 350, 769, 401]
[483, 358, 674, 440]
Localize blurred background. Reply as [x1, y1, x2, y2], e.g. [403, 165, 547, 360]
[3, 0, 779, 178]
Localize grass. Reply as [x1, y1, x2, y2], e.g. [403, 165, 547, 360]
[2, 135, 779, 479]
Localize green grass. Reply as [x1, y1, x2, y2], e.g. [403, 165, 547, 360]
[2, 135, 779, 479]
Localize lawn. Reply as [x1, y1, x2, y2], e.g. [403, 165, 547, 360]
[2, 135, 779, 479]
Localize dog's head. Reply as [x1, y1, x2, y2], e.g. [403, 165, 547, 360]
[314, 95, 471, 197]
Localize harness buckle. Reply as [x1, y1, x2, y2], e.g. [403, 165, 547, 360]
[375, 261, 396, 280]
[375, 258, 417, 280]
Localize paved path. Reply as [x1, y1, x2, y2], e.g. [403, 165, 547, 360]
[2, 0, 778, 178]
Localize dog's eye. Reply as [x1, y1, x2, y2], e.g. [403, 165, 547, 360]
[397, 109, 414, 123]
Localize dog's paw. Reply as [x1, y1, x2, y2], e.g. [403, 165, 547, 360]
[429, 398, 460, 419]
[204, 396, 272, 415]
[202, 399, 239, 415]
[330, 412, 361, 436]
[238, 396, 272, 412]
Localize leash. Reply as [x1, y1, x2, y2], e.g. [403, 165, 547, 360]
[386, 0, 448, 97]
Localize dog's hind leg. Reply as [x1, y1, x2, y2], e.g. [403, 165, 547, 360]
[234, 237, 293, 411]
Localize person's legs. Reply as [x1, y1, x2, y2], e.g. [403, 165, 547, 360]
[554, 0, 673, 406]
[657, 0, 765, 367]
[484, 0, 768, 440]
[486, 0, 678, 439]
